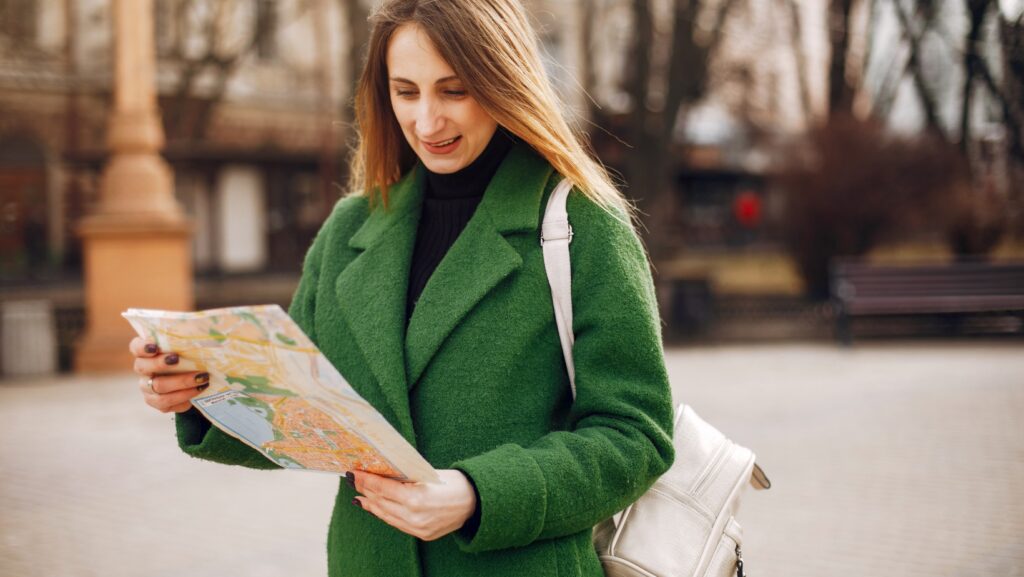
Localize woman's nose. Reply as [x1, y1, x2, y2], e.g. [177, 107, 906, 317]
[415, 99, 444, 137]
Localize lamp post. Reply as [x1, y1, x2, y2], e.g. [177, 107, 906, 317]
[74, 0, 192, 372]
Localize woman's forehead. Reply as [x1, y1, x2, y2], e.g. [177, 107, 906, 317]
[386, 23, 459, 84]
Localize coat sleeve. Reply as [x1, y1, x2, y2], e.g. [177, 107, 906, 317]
[173, 196, 361, 469]
[451, 191, 676, 553]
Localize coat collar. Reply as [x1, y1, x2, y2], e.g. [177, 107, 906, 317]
[348, 166, 425, 251]
[405, 143, 554, 385]
[334, 167, 423, 439]
[334, 142, 555, 437]
[349, 141, 553, 247]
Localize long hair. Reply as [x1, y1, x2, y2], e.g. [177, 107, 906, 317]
[350, 0, 631, 220]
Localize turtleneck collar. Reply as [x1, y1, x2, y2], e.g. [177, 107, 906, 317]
[424, 127, 517, 200]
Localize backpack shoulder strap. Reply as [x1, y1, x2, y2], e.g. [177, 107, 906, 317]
[541, 178, 577, 398]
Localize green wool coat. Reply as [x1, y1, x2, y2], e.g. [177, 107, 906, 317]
[175, 142, 675, 577]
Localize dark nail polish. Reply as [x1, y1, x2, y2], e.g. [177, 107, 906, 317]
[197, 384, 209, 392]
[351, 498, 362, 509]
[345, 472, 355, 489]
[165, 353, 179, 365]
[144, 344, 159, 354]
[195, 372, 210, 384]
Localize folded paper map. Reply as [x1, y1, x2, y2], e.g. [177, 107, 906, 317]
[122, 305, 439, 483]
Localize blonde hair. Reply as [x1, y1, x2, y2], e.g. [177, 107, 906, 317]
[350, 0, 631, 221]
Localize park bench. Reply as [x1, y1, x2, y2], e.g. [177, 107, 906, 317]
[830, 259, 1024, 343]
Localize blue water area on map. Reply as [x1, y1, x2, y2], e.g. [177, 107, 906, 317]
[203, 397, 276, 447]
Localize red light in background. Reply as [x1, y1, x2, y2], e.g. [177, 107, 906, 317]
[733, 190, 761, 229]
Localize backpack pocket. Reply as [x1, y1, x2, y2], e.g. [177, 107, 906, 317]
[597, 483, 714, 577]
[701, 517, 744, 577]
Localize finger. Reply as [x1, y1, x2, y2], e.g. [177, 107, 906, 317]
[143, 386, 205, 413]
[144, 372, 210, 395]
[129, 337, 161, 358]
[138, 374, 208, 397]
[167, 400, 195, 413]
[354, 471, 404, 503]
[354, 496, 413, 536]
[132, 352, 184, 376]
[361, 494, 424, 531]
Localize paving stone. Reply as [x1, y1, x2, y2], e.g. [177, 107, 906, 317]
[0, 342, 1021, 577]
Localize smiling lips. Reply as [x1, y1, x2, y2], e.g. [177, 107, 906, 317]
[422, 135, 462, 154]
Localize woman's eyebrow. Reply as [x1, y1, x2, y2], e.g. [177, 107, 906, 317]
[389, 75, 460, 84]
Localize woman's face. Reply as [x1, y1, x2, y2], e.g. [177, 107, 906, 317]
[386, 23, 498, 174]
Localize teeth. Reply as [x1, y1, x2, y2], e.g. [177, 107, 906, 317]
[432, 137, 458, 146]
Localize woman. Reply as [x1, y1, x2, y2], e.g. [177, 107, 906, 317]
[130, 1, 675, 575]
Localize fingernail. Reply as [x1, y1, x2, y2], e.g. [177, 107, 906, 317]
[144, 344, 159, 354]
[345, 472, 355, 489]
[351, 498, 362, 509]
[197, 384, 209, 392]
[165, 353, 179, 365]
[195, 372, 210, 384]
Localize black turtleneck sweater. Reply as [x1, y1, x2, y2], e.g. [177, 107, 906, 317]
[405, 129, 517, 321]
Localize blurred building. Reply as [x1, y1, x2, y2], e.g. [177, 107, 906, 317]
[0, 0, 590, 368]
[0, 0, 589, 282]
[0, 0, 366, 371]
[0, 0, 357, 285]
[3, 0, 1018, 358]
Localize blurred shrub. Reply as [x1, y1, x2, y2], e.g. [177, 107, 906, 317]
[946, 177, 1009, 257]
[774, 115, 967, 299]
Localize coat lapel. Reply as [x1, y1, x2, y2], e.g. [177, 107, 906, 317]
[334, 168, 424, 439]
[405, 143, 555, 387]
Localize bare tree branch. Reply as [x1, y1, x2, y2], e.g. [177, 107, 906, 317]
[891, 0, 947, 139]
[828, 0, 856, 117]
[861, 0, 879, 88]
[957, 0, 995, 159]
[871, 44, 908, 120]
[163, 0, 314, 141]
[340, 0, 370, 140]
[579, 0, 598, 123]
[975, 43, 1024, 162]
[783, 0, 814, 125]
[625, 0, 653, 203]
[706, 0, 742, 56]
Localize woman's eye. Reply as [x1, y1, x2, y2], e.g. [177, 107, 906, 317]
[444, 90, 467, 97]
[395, 90, 416, 97]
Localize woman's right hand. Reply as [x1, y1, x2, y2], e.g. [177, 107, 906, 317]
[129, 337, 210, 414]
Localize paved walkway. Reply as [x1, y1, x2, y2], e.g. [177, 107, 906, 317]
[1, 343, 1022, 577]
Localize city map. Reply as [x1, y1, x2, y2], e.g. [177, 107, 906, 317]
[122, 305, 439, 483]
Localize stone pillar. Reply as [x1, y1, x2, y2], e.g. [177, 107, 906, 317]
[74, 0, 192, 372]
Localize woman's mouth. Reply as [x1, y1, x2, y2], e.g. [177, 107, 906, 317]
[422, 135, 462, 154]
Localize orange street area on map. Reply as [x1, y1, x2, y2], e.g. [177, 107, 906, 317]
[123, 305, 440, 483]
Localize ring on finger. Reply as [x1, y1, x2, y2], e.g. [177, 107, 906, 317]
[147, 377, 157, 394]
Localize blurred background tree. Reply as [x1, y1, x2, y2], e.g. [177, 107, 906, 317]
[771, 0, 1023, 296]
[570, 0, 1022, 304]
[1, 0, 1022, 357]
[158, 0, 305, 141]
[777, 117, 966, 298]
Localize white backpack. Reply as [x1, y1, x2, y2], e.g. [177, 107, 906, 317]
[540, 179, 771, 577]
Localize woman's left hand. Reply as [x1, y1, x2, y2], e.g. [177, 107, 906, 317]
[350, 469, 477, 541]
